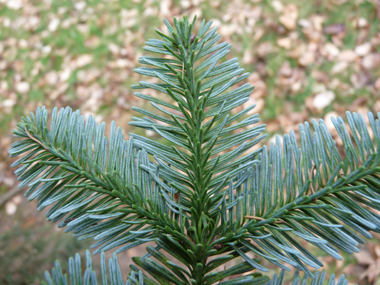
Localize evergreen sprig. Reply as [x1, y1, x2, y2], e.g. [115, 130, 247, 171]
[9, 16, 380, 284]
[43, 250, 348, 285]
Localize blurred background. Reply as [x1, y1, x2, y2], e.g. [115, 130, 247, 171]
[0, 0, 379, 284]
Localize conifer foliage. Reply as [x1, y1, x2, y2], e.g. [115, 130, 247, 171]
[9, 16, 380, 284]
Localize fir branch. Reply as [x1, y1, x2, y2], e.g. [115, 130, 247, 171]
[222, 112, 380, 276]
[10, 106, 176, 255]
[130, 16, 267, 281]
[10, 16, 380, 284]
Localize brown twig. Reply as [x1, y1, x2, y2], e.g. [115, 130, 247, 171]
[308, 165, 318, 204]
[0, 186, 25, 207]
[244, 215, 286, 224]
[25, 127, 49, 151]
[182, 61, 184, 79]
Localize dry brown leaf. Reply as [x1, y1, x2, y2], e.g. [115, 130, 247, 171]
[277, 37, 292, 49]
[362, 53, 380, 69]
[323, 43, 340, 59]
[337, 49, 357, 62]
[355, 42, 372, 56]
[313, 90, 335, 110]
[375, 78, 380, 90]
[323, 23, 345, 35]
[279, 4, 298, 30]
[298, 51, 315, 66]
[331, 61, 348, 74]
